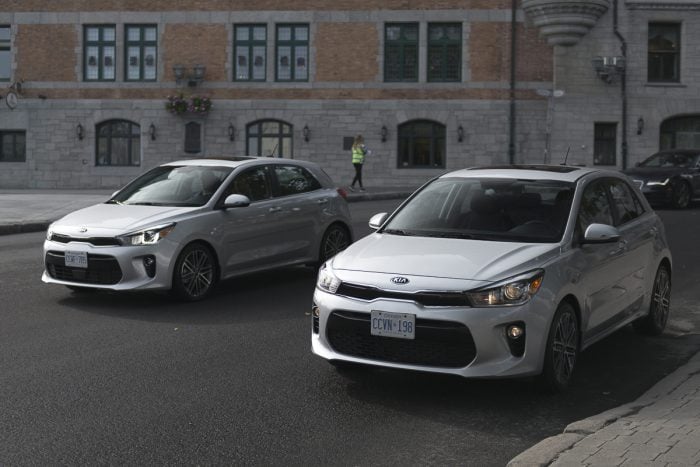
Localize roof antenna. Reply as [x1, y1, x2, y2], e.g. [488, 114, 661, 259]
[561, 146, 570, 166]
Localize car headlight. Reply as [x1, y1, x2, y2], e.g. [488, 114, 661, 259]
[46, 225, 54, 241]
[467, 270, 544, 307]
[317, 263, 341, 294]
[117, 223, 176, 246]
[647, 178, 670, 186]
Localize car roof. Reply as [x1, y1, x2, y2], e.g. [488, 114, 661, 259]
[651, 149, 700, 156]
[443, 164, 606, 183]
[161, 156, 320, 169]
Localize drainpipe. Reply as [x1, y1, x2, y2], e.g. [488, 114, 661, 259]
[508, 0, 517, 164]
[614, 0, 628, 169]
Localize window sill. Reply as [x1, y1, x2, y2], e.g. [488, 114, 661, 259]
[644, 82, 686, 88]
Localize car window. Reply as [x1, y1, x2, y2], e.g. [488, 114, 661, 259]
[609, 179, 644, 226]
[273, 165, 321, 197]
[640, 152, 696, 168]
[223, 166, 271, 202]
[382, 177, 574, 243]
[577, 180, 614, 235]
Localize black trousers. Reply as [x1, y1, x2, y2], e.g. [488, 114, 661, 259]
[351, 163, 363, 188]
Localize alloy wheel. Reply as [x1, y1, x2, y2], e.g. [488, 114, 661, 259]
[674, 182, 690, 209]
[551, 310, 579, 386]
[321, 226, 350, 263]
[177, 246, 215, 300]
[651, 267, 671, 330]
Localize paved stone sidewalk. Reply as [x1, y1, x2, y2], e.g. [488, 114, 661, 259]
[509, 351, 700, 466]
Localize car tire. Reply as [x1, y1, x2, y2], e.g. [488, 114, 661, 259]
[633, 264, 671, 336]
[171, 242, 217, 302]
[318, 224, 351, 265]
[671, 181, 691, 209]
[540, 301, 580, 393]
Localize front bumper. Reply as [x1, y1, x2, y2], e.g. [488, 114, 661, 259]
[42, 238, 180, 291]
[311, 287, 553, 379]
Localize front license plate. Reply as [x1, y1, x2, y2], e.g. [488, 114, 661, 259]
[370, 311, 415, 340]
[65, 251, 88, 268]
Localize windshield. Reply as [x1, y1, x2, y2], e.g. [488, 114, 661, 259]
[383, 177, 575, 243]
[109, 165, 233, 207]
[639, 152, 699, 168]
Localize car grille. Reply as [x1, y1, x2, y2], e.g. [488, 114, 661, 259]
[45, 251, 123, 285]
[326, 310, 477, 368]
[50, 233, 121, 247]
[336, 282, 471, 307]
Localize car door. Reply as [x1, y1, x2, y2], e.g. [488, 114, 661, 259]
[269, 163, 325, 262]
[607, 178, 656, 317]
[569, 179, 633, 340]
[218, 165, 289, 274]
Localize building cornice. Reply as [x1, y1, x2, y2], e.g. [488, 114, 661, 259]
[522, 0, 610, 46]
[626, 1, 700, 10]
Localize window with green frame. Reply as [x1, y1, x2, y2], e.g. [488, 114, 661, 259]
[84, 25, 116, 81]
[246, 120, 293, 157]
[96, 120, 140, 166]
[0, 130, 26, 162]
[0, 26, 10, 82]
[648, 22, 681, 83]
[398, 120, 446, 168]
[235, 24, 267, 81]
[125, 25, 157, 81]
[384, 23, 418, 82]
[275, 24, 309, 82]
[428, 23, 461, 82]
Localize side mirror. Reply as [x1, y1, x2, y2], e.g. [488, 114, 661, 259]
[223, 194, 251, 208]
[368, 212, 388, 230]
[583, 223, 621, 244]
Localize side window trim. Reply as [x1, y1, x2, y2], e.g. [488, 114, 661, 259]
[219, 165, 272, 205]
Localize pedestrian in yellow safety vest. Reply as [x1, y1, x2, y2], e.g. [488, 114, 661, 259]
[349, 134, 369, 192]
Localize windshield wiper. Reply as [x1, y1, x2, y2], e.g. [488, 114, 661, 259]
[382, 228, 415, 236]
[127, 202, 166, 206]
[105, 200, 123, 205]
[425, 232, 475, 239]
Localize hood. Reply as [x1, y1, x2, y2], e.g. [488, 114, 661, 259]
[623, 166, 688, 180]
[51, 203, 199, 235]
[332, 233, 560, 281]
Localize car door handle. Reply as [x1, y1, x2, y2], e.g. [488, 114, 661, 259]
[649, 227, 658, 237]
[268, 206, 282, 213]
[317, 199, 329, 205]
[291, 207, 301, 212]
[609, 240, 628, 256]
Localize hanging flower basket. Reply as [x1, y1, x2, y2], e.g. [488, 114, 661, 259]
[165, 94, 212, 116]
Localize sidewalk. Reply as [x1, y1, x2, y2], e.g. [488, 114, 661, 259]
[509, 351, 700, 466]
[0, 186, 417, 236]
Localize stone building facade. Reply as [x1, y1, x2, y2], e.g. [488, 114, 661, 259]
[0, 1, 698, 189]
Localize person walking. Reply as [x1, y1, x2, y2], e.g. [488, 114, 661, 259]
[349, 134, 369, 192]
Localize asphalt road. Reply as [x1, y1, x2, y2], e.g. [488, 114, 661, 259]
[0, 200, 698, 465]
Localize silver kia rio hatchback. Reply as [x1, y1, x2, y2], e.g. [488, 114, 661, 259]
[312, 165, 672, 391]
[43, 157, 353, 301]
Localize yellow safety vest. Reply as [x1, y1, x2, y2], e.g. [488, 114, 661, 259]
[352, 146, 365, 164]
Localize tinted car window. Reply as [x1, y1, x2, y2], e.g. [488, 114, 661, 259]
[609, 179, 643, 225]
[273, 165, 321, 197]
[577, 180, 614, 234]
[639, 152, 699, 168]
[224, 166, 271, 202]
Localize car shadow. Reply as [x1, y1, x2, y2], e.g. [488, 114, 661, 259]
[56, 265, 318, 325]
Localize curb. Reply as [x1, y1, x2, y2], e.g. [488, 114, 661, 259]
[507, 351, 700, 466]
[0, 221, 52, 236]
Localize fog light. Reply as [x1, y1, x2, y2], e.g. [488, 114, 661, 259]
[312, 304, 320, 334]
[507, 325, 524, 339]
[143, 255, 156, 278]
[312, 305, 320, 317]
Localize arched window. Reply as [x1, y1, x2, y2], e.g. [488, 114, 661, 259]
[184, 121, 202, 154]
[246, 120, 293, 158]
[398, 120, 446, 168]
[660, 115, 700, 150]
[96, 119, 140, 166]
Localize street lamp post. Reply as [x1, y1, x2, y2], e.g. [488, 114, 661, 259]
[536, 89, 565, 164]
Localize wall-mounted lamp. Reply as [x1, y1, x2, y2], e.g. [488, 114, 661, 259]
[457, 125, 464, 143]
[149, 123, 156, 141]
[303, 125, 310, 142]
[636, 117, 644, 135]
[228, 123, 235, 141]
[381, 125, 388, 143]
[173, 64, 207, 87]
[591, 56, 625, 84]
[76, 123, 84, 141]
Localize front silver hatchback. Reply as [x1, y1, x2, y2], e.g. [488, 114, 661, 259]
[312, 165, 672, 391]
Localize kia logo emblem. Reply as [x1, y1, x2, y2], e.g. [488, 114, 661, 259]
[391, 277, 410, 285]
[79, 227, 88, 233]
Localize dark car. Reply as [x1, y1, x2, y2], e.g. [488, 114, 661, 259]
[623, 149, 700, 209]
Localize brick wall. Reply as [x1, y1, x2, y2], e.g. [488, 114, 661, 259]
[315, 23, 378, 82]
[15, 25, 77, 82]
[3, 0, 513, 12]
[162, 24, 228, 82]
